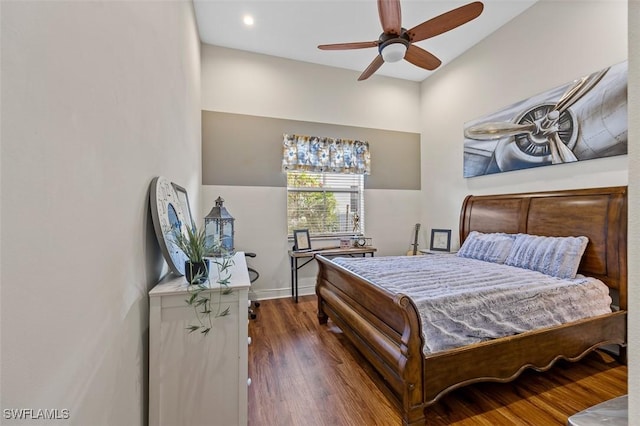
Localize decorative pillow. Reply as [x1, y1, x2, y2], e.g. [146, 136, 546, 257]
[456, 231, 516, 264]
[504, 234, 589, 279]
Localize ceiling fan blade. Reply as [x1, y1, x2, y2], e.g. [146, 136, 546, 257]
[318, 41, 379, 51]
[408, 2, 484, 43]
[378, 0, 402, 35]
[404, 45, 441, 71]
[358, 55, 385, 81]
[464, 122, 536, 140]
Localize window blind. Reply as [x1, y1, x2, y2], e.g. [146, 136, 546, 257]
[286, 171, 364, 237]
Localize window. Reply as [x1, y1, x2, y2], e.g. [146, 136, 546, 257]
[287, 171, 364, 238]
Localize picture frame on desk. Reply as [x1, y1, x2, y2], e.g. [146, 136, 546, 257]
[293, 229, 312, 252]
[430, 229, 451, 252]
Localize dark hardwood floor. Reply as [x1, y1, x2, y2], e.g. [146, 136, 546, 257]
[248, 295, 627, 426]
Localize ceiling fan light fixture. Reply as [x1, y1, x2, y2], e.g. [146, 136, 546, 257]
[381, 42, 407, 63]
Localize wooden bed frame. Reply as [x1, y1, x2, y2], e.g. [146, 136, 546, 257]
[315, 186, 627, 426]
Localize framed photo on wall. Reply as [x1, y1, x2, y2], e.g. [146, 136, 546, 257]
[430, 229, 451, 252]
[293, 229, 312, 252]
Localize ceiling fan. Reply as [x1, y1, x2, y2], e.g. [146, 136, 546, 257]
[318, 0, 484, 81]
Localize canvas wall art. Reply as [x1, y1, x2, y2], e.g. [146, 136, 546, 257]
[463, 61, 627, 178]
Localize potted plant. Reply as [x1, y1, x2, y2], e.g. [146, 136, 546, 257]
[171, 226, 233, 335]
[172, 226, 213, 285]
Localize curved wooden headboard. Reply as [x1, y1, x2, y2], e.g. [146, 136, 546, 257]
[459, 186, 627, 309]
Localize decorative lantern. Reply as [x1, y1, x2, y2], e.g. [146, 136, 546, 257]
[204, 196, 235, 256]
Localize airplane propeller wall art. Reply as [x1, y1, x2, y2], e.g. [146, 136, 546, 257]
[463, 60, 628, 178]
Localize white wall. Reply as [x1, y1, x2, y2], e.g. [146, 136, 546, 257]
[201, 45, 421, 133]
[1, 1, 201, 424]
[201, 45, 423, 298]
[419, 1, 628, 248]
[627, 0, 638, 419]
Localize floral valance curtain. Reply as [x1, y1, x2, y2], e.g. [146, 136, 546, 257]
[281, 133, 371, 175]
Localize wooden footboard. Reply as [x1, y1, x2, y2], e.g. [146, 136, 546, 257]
[316, 255, 427, 426]
[422, 310, 626, 406]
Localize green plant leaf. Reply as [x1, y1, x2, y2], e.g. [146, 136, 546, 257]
[195, 298, 209, 306]
[179, 230, 234, 338]
[186, 293, 197, 305]
[170, 225, 219, 263]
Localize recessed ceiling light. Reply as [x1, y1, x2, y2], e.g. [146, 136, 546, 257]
[243, 15, 254, 26]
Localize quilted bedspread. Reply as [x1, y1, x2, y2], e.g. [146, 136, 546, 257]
[330, 254, 612, 354]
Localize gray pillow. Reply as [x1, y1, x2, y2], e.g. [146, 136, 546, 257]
[504, 234, 589, 279]
[457, 231, 516, 264]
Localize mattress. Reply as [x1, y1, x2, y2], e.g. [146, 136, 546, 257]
[331, 254, 613, 354]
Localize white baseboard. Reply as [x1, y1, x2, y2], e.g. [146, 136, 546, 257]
[249, 280, 316, 301]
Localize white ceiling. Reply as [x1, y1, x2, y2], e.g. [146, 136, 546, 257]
[193, 0, 537, 82]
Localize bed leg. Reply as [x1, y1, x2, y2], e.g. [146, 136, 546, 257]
[317, 295, 328, 324]
[403, 407, 426, 426]
[618, 345, 628, 365]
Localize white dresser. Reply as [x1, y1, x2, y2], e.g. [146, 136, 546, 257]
[149, 252, 251, 426]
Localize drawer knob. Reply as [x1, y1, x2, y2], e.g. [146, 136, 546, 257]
[247, 378, 252, 386]
[247, 336, 252, 345]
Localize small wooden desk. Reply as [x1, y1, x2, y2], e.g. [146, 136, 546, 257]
[288, 247, 377, 303]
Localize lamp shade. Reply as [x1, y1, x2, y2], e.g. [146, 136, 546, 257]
[381, 42, 407, 63]
[204, 196, 235, 256]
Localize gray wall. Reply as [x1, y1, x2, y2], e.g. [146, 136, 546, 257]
[202, 110, 421, 190]
[1, 2, 201, 424]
